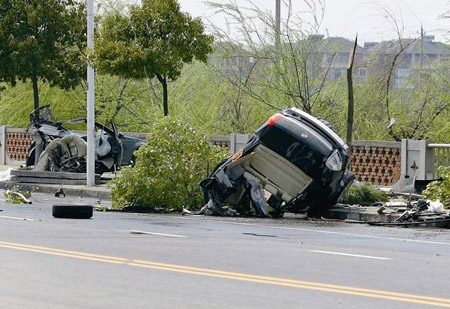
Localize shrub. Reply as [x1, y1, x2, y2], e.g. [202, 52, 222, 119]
[109, 117, 228, 211]
[423, 166, 450, 208]
[341, 182, 389, 205]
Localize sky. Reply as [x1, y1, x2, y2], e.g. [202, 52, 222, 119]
[178, 0, 450, 44]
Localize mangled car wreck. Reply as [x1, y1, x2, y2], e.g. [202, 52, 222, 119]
[26, 105, 146, 174]
[200, 108, 354, 218]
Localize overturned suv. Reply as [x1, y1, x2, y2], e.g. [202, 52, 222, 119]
[200, 107, 354, 218]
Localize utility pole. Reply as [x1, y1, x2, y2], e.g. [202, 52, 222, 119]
[420, 25, 424, 70]
[275, 0, 281, 47]
[86, 0, 95, 186]
[275, 0, 281, 82]
[420, 25, 424, 83]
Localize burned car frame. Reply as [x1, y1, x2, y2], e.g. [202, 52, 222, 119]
[200, 107, 354, 217]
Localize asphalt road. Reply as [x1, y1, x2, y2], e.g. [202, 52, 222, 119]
[1, 192, 450, 308]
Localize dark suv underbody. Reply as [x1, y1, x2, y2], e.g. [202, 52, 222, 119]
[200, 107, 354, 217]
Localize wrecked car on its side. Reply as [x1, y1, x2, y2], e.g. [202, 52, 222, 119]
[200, 107, 354, 217]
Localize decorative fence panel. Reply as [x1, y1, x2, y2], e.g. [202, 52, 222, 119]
[1, 128, 33, 164]
[350, 141, 401, 186]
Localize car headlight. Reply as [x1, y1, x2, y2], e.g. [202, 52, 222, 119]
[326, 150, 343, 171]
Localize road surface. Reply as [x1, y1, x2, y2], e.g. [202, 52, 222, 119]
[1, 192, 450, 308]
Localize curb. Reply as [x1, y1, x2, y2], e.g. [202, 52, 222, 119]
[326, 204, 402, 222]
[0, 181, 111, 200]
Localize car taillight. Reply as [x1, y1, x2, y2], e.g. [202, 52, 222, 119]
[267, 113, 284, 127]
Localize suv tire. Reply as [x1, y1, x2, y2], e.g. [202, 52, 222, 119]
[317, 117, 337, 133]
[52, 204, 93, 219]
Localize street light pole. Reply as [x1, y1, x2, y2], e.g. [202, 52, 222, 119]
[275, 0, 281, 46]
[86, 0, 95, 186]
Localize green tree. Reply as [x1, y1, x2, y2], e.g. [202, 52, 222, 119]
[0, 0, 86, 114]
[208, 0, 331, 115]
[109, 117, 228, 210]
[95, 0, 214, 116]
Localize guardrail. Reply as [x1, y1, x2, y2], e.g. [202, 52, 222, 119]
[428, 143, 450, 178]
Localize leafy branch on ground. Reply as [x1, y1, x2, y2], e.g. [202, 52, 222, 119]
[341, 182, 389, 205]
[4, 185, 32, 204]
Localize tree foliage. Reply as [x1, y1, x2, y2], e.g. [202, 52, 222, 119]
[0, 0, 86, 111]
[208, 0, 329, 115]
[2, 0, 450, 146]
[109, 117, 228, 210]
[95, 0, 214, 116]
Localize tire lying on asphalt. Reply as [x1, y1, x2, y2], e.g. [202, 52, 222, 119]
[52, 204, 94, 219]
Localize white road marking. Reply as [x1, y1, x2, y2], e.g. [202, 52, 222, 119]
[0, 215, 37, 221]
[179, 217, 450, 247]
[309, 250, 392, 260]
[263, 225, 450, 247]
[127, 230, 187, 238]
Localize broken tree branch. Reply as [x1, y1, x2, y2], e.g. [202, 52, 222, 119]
[346, 34, 358, 147]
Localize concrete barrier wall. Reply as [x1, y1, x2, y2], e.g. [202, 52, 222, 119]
[211, 135, 230, 149]
[0, 127, 407, 187]
[0, 125, 5, 165]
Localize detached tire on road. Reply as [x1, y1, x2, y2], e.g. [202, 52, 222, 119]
[52, 204, 93, 219]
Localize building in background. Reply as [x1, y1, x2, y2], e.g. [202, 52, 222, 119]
[364, 35, 450, 87]
[210, 34, 450, 88]
[308, 34, 450, 87]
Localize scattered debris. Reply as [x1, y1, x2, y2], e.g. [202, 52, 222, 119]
[0, 168, 12, 182]
[384, 200, 409, 208]
[181, 208, 192, 216]
[121, 205, 168, 213]
[200, 108, 354, 218]
[94, 205, 109, 212]
[93, 200, 109, 212]
[55, 188, 65, 198]
[368, 199, 450, 228]
[377, 206, 386, 214]
[428, 200, 445, 214]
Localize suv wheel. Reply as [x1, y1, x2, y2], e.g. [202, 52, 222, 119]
[317, 117, 337, 133]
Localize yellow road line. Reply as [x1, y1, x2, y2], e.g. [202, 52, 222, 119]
[1, 241, 450, 307]
[129, 262, 450, 308]
[0, 241, 128, 264]
[132, 259, 450, 304]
